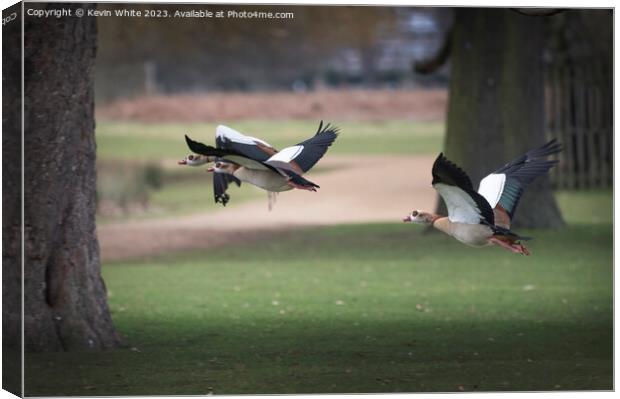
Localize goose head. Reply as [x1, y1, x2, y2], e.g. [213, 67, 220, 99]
[403, 210, 435, 225]
[207, 161, 238, 175]
[178, 154, 210, 166]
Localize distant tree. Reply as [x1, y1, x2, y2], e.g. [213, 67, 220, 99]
[6, 3, 122, 351]
[436, 8, 565, 228]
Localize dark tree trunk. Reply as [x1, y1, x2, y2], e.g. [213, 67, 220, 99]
[439, 8, 565, 229]
[20, 3, 121, 351]
[3, 3, 24, 395]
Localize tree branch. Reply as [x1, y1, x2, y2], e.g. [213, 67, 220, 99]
[413, 27, 453, 75]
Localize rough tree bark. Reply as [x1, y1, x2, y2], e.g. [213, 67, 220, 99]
[3, 3, 24, 395]
[20, 3, 121, 351]
[439, 8, 565, 229]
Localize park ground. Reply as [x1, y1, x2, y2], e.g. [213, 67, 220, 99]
[24, 90, 613, 395]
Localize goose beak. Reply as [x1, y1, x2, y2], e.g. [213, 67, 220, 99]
[207, 167, 214, 172]
[178, 159, 187, 165]
[403, 215, 412, 222]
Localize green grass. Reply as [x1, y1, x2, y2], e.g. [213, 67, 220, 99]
[25, 192, 613, 395]
[149, 171, 264, 215]
[96, 120, 444, 161]
[555, 189, 613, 225]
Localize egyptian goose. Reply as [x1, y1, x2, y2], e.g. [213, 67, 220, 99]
[179, 121, 339, 207]
[403, 140, 562, 255]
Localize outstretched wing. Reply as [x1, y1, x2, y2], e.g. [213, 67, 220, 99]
[432, 153, 495, 225]
[264, 121, 339, 174]
[477, 139, 562, 223]
[185, 135, 225, 158]
[215, 125, 278, 162]
[185, 134, 269, 171]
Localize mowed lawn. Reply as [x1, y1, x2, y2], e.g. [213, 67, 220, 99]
[95, 119, 444, 161]
[25, 191, 613, 395]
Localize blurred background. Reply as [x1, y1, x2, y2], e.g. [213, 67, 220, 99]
[92, 5, 612, 229]
[93, 5, 453, 226]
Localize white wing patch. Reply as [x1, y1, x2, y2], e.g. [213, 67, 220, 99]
[266, 145, 304, 164]
[216, 125, 273, 148]
[477, 173, 506, 208]
[434, 183, 483, 224]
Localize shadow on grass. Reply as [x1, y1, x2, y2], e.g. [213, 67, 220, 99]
[25, 316, 612, 395]
[25, 223, 613, 395]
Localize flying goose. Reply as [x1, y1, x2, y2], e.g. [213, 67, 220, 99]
[179, 121, 339, 208]
[403, 140, 562, 255]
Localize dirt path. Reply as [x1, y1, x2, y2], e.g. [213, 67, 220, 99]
[97, 89, 447, 122]
[98, 154, 436, 262]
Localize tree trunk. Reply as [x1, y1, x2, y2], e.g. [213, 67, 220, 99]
[439, 8, 564, 229]
[21, 3, 121, 351]
[3, 3, 24, 395]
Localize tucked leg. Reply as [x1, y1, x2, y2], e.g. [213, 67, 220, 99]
[488, 236, 530, 255]
[287, 180, 317, 191]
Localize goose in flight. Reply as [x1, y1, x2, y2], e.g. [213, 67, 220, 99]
[179, 121, 339, 208]
[403, 140, 562, 255]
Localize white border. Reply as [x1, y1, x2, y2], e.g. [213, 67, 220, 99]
[0, 1, 616, 399]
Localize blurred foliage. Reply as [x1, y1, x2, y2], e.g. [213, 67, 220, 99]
[97, 4, 397, 66]
[96, 161, 165, 218]
[96, 162, 264, 223]
[94, 4, 421, 100]
[143, 164, 164, 190]
[545, 9, 612, 62]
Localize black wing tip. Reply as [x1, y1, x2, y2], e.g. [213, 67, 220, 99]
[433, 152, 459, 171]
[316, 120, 340, 136]
[543, 138, 563, 153]
[435, 153, 453, 166]
[530, 139, 563, 158]
[184, 134, 197, 151]
[185, 134, 221, 156]
[185, 134, 201, 149]
[432, 152, 476, 192]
